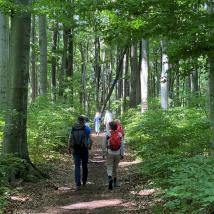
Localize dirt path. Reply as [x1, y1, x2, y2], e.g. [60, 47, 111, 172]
[8, 133, 155, 214]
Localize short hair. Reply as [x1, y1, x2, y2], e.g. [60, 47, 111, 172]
[109, 121, 117, 131]
[78, 115, 85, 123]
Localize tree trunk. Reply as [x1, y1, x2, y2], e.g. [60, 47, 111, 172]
[101, 48, 127, 115]
[117, 48, 123, 115]
[31, 15, 37, 102]
[160, 41, 169, 110]
[140, 39, 149, 113]
[0, 13, 9, 112]
[94, 36, 101, 111]
[67, 29, 74, 102]
[123, 51, 129, 112]
[207, 0, 214, 152]
[130, 43, 138, 108]
[3, 0, 31, 160]
[51, 22, 58, 101]
[79, 44, 87, 112]
[39, 14, 47, 96]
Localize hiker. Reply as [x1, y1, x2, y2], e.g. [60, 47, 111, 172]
[94, 112, 101, 136]
[115, 119, 125, 137]
[102, 121, 124, 190]
[68, 115, 93, 190]
[85, 117, 90, 128]
[103, 110, 113, 135]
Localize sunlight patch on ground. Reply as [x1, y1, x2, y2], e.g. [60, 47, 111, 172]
[130, 188, 160, 196]
[58, 187, 72, 192]
[119, 159, 142, 167]
[89, 159, 105, 163]
[10, 195, 31, 202]
[60, 199, 123, 210]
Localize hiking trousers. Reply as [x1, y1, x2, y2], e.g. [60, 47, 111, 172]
[73, 149, 88, 187]
[106, 153, 120, 178]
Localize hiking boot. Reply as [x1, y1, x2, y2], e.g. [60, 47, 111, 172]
[108, 176, 113, 190]
[75, 186, 81, 191]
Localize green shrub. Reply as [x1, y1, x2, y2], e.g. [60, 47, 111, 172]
[162, 156, 214, 214]
[123, 106, 212, 213]
[0, 155, 27, 211]
[28, 97, 78, 162]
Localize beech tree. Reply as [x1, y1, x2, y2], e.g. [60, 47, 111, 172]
[140, 39, 149, 113]
[38, 14, 48, 96]
[0, 12, 9, 112]
[3, 0, 32, 160]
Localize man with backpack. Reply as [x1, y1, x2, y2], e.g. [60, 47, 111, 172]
[68, 116, 93, 190]
[102, 121, 124, 190]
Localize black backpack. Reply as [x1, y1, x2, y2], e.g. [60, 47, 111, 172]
[70, 124, 86, 151]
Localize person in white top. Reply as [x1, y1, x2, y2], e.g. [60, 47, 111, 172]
[103, 110, 113, 135]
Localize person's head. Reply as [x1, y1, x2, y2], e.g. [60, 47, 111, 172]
[115, 119, 121, 124]
[95, 112, 100, 117]
[109, 121, 117, 131]
[78, 115, 85, 124]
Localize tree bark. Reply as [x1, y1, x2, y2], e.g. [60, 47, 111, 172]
[130, 43, 138, 108]
[160, 41, 169, 110]
[39, 14, 47, 96]
[0, 13, 9, 113]
[51, 22, 58, 101]
[3, 0, 31, 160]
[94, 36, 101, 111]
[140, 39, 149, 113]
[207, 0, 214, 152]
[31, 15, 37, 102]
[101, 48, 127, 115]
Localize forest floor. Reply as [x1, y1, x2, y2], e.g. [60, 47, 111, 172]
[5, 133, 159, 214]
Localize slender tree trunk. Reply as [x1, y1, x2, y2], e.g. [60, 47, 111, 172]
[3, 0, 31, 159]
[94, 36, 101, 111]
[160, 41, 169, 110]
[130, 43, 138, 108]
[192, 67, 199, 94]
[39, 14, 47, 96]
[140, 39, 149, 113]
[80, 44, 87, 111]
[136, 41, 141, 105]
[117, 48, 123, 115]
[31, 15, 37, 102]
[101, 48, 127, 114]
[51, 22, 58, 101]
[67, 29, 74, 102]
[207, 0, 214, 152]
[123, 51, 129, 112]
[175, 62, 180, 106]
[0, 13, 9, 112]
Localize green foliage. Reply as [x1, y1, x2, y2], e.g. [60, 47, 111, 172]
[123, 106, 212, 213]
[161, 156, 214, 213]
[0, 154, 27, 211]
[124, 107, 210, 159]
[27, 97, 77, 162]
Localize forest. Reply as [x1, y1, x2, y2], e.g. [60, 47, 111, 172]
[0, 0, 214, 213]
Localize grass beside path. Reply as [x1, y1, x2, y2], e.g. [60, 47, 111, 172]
[5, 133, 157, 214]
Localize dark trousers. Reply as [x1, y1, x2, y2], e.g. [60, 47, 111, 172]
[73, 148, 88, 186]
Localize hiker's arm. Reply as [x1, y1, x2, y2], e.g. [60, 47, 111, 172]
[102, 136, 108, 158]
[67, 139, 72, 154]
[88, 135, 93, 150]
[67, 132, 72, 154]
[120, 135, 125, 159]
